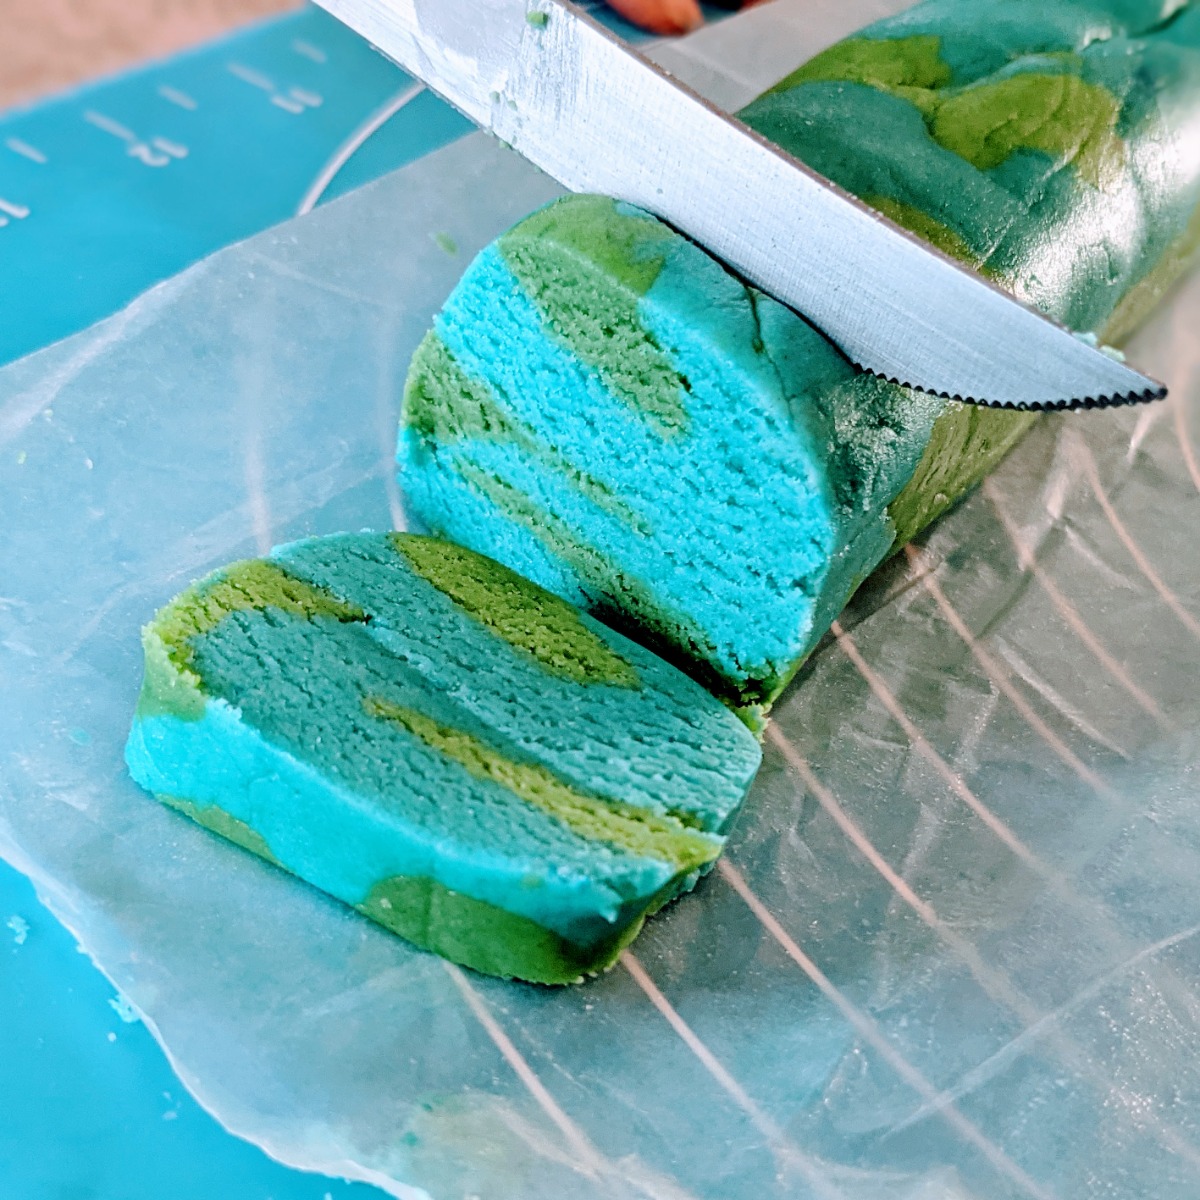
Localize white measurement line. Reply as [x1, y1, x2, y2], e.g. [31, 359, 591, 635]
[157, 84, 198, 111]
[84, 109, 136, 143]
[292, 38, 328, 64]
[229, 63, 322, 114]
[5, 138, 47, 164]
[271, 87, 323, 114]
[227, 62, 275, 92]
[297, 82, 425, 214]
[0, 198, 31, 220]
[151, 137, 188, 159]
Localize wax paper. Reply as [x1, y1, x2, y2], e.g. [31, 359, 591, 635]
[3, 2, 1200, 1197]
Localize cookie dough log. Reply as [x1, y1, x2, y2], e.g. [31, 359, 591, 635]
[125, 533, 761, 984]
[399, 0, 1200, 719]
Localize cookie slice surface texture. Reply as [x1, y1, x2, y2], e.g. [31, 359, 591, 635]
[400, 0, 1200, 716]
[125, 532, 762, 984]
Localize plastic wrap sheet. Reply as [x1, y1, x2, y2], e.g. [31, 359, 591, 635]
[3, 2, 1200, 1196]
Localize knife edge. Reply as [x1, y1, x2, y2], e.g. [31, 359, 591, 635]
[314, 0, 1166, 409]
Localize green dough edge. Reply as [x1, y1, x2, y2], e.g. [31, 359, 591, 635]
[160, 793, 654, 984]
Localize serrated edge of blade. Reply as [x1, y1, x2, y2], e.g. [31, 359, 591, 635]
[858, 366, 1168, 412]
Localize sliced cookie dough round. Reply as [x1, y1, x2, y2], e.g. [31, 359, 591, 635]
[126, 532, 762, 984]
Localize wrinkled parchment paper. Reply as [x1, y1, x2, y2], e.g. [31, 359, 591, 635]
[3, 2, 1200, 1196]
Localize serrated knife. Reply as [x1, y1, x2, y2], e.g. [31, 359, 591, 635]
[311, 0, 1166, 410]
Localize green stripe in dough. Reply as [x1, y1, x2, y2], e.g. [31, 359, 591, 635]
[774, 35, 1124, 188]
[503, 194, 675, 297]
[860, 194, 983, 267]
[872, 169, 1038, 547]
[403, 331, 647, 530]
[364, 696, 720, 872]
[930, 72, 1125, 188]
[887, 404, 1037, 547]
[359, 873, 649, 984]
[757, 43, 1127, 569]
[404, 330, 528, 446]
[768, 33, 951, 100]
[137, 560, 366, 721]
[159, 794, 281, 866]
[880, 58, 1164, 549]
[155, 558, 365, 673]
[160, 791, 640, 983]
[498, 197, 691, 436]
[445, 460, 756, 711]
[390, 532, 640, 690]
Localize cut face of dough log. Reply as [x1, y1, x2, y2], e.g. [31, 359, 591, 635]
[400, 0, 1200, 716]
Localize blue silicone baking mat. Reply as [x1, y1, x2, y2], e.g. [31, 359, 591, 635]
[0, 857, 386, 1199]
[0, 7, 469, 367]
[0, 0, 649, 368]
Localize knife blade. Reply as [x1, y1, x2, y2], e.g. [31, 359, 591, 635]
[312, 0, 1166, 410]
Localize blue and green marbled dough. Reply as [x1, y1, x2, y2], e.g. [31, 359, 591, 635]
[125, 533, 761, 983]
[400, 0, 1200, 714]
